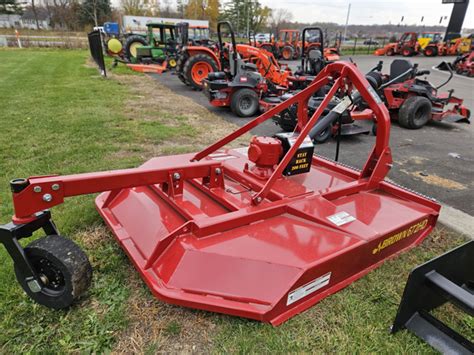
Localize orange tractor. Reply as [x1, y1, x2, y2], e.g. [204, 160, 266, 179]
[421, 32, 472, 57]
[175, 22, 291, 90]
[254, 29, 340, 62]
[374, 32, 420, 57]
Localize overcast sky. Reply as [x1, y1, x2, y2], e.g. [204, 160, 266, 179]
[259, 0, 474, 29]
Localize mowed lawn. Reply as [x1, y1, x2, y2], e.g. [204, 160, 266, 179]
[0, 48, 471, 353]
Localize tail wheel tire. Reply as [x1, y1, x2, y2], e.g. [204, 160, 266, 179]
[398, 96, 432, 129]
[14, 235, 92, 309]
[183, 54, 218, 90]
[281, 46, 294, 60]
[124, 35, 148, 61]
[231, 88, 259, 117]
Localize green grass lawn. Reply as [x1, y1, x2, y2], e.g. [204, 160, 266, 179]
[0, 48, 471, 353]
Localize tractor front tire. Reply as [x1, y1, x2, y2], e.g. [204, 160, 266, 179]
[231, 88, 259, 117]
[14, 235, 92, 309]
[423, 46, 437, 57]
[402, 47, 414, 57]
[183, 54, 218, 90]
[386, 48, 395, 56]
[124, 35, 148, 61]
[398, 96, 432, 129]
[281, 46, 294, 61]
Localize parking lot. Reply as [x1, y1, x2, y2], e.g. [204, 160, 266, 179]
[152, 55, 474, 215]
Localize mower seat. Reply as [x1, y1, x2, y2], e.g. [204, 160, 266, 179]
[390, 59, 414, 83]
[208, 72, 226, 81]
[242, 62, 258, 72]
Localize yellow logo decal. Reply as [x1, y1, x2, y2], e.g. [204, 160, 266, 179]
[372, 219, 428, 254]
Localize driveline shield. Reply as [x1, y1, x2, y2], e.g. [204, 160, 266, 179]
[274, 132, 314, 176]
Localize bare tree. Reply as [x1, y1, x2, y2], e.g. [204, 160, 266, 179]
[30, 0, 40, 29]
[121, 0, 146, 16]
[269, 8, 293, 34]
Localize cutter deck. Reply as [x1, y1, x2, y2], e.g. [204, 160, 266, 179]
[96, 150, 438, 324]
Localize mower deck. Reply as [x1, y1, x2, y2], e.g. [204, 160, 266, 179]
[96, 150, 438, 325]
[2, 61, 440, 325]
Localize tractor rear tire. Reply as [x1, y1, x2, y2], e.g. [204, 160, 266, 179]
[124, 35, 148, 61]
[183, 54, 218, 90]
[14, 235, 92, 309]
[231, 88, 259, 117]
[176, 56, 188, 85]
[281, 46, 294, 60]
[398, 96, 432, 129]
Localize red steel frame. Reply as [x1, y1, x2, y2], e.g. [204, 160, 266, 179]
[8, 62, 441, 325]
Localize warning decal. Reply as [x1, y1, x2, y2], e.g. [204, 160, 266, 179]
[327, 211, 356, 226]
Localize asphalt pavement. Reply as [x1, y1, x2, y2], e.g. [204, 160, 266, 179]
[151, 55, 474, 215]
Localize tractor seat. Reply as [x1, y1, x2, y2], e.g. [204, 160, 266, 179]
[390, 59, 414, 83]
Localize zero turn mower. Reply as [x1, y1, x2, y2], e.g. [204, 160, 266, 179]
[1, 61, 441, 325]
[438, 50, 474, 77]
[369, 59, 470, 129]
[203, 21, 291, 117]
[261, 28, 373, 142]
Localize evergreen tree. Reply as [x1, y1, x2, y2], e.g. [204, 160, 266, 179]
[220, 0, 270, 35]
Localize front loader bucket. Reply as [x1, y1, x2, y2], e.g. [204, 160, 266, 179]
[391, 241, 473, 354]
[374, 48, 387, 56]
[436, 61, 453, 71]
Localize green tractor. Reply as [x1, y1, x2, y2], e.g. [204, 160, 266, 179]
[124, 23, 178, 68]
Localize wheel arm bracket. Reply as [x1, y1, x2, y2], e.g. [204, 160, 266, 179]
[0, 211, 57, 293]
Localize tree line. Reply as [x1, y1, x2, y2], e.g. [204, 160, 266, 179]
[1, 0, 295, 34]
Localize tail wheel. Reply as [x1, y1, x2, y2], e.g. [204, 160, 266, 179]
[398, 96, 432, 129]
[281, 46, 294, 60]
[14, 235, 92, 309]
[183, 54, 218, 90]
[231, 88, 259, 117]
[124, 35, 148, 61]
